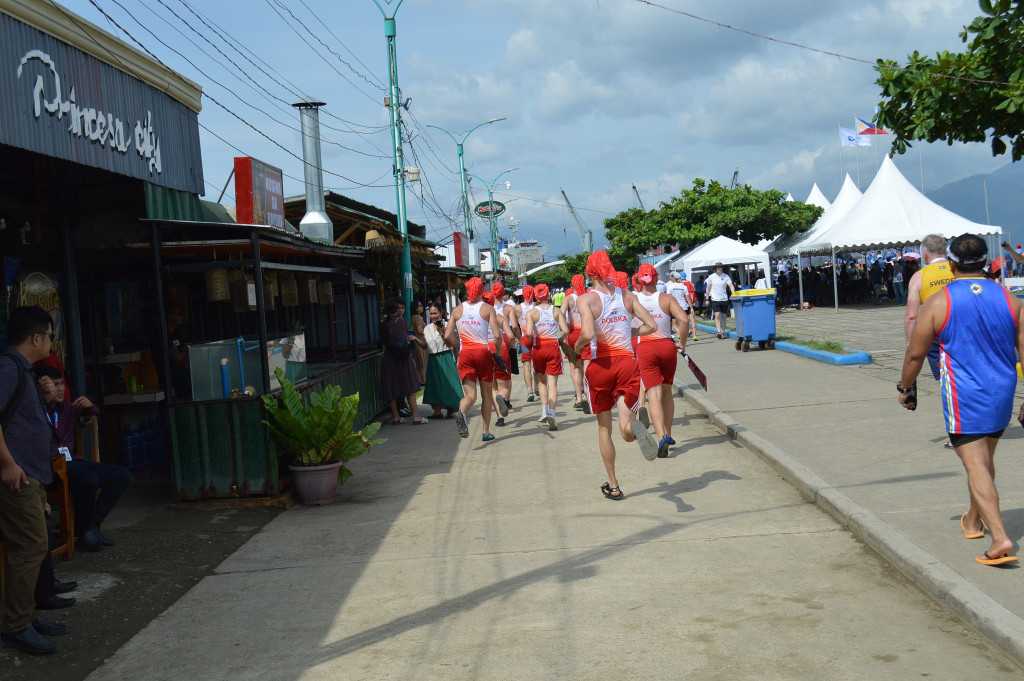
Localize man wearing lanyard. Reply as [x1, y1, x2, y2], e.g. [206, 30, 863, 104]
[36, 367, 132, 552]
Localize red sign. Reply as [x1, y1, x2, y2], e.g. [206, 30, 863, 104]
[234, 157, 285, 230]
[452, 231, 469, 267]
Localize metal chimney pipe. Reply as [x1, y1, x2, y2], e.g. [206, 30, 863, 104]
[292, 100, 333, 243]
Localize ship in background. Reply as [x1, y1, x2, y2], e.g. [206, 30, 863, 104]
[498, 237, 549, 274]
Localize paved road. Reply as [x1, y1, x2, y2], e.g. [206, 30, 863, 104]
[83, 368, 1022, 679]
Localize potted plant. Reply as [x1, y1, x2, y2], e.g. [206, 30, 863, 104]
[262, 368, 384, 505]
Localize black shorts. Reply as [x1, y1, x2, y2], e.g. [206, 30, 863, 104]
[948, 430, 1005, 448]
[711, 300, 730, 315]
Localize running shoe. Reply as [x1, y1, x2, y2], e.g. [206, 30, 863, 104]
[666, 436, 676, 445]
[547, 414, 558, 431]
[631, 421, 658, 461]
[657, 435, 671, 458]
[638, 406, 650, 430]
[455, 411, 469, 439]
[496, 417, 506, 427]
[526, 391, 536, 402]
[482, 433, 495, 442]
[495, 395, 510, 417]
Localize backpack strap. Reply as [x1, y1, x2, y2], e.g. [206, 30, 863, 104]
[0, 352, 28, 432]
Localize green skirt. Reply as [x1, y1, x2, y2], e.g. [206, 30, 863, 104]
[423, 351, 464, 408]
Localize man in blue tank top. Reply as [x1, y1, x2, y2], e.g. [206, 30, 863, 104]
[899, 234, 1024, 567]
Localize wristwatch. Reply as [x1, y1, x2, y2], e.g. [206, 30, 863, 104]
[896, 382, 914, 394]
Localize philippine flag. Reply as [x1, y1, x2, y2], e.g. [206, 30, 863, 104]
[856, 117, 888, 135]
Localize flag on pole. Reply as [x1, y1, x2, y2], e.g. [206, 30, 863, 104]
[856, 117, 888, 135]
[840, 127, 870, 147]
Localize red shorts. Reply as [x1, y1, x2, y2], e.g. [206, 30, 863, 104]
[585, 355, 641, 414]
[531, 337, 563, 375]
[457, 345, 494, 384]
[566, 328, 592, 361]
[488, 339, 511, 381]
[637, 337, 678, 388]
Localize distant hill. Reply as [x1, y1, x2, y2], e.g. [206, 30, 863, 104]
[926, 162, 1024, 245]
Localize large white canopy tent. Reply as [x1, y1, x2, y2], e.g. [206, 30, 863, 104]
[805, 183, 831, 211]
[790, 156, 1002, 311]
[672, 235, 770, 286]
[769, 174, 863, 259]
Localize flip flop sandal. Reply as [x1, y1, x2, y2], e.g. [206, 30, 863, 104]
[976, 551, 1018, 566]
[391, 418, 406, 425]
[411, 418, 429, 425]
[961, 514, 985, 539]
[601, 482, 624, 500]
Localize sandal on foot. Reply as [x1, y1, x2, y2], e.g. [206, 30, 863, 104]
[391, 418, 406, 425]
[601, 482, 623, 500]
[976, 551, 1018, 566]
[961, 514, 985, 539]
[411, 417, 429, 425]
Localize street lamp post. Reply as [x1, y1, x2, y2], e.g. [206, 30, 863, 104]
[425, 118, 506, 243]
[372, 0, 413, 318]
[467, 168, 518, 275]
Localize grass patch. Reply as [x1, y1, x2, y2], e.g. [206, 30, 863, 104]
[775, 336, 850, 354]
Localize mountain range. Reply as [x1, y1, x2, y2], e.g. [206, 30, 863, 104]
[926, 161, 1024, 246]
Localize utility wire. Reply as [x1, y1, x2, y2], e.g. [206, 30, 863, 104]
[85, 0, 392, 187]
[632, 0, 1024, 88]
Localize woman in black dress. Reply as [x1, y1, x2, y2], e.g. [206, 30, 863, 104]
[380, 298, 428, 425]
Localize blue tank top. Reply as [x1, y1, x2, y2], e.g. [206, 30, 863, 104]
[936, 278, 1017, 434]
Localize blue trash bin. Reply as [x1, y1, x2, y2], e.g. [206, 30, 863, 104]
[731, 288, 777, 352]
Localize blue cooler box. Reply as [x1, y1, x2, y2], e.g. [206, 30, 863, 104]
[732, 288, 777, 351]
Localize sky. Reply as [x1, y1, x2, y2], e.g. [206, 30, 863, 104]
[55, 0, 1013, 255]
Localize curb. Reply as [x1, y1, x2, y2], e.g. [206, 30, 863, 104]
[674, 379, 1024, 670]
[694, 322, 872, 365]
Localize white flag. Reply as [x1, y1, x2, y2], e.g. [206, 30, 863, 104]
[840, 127, 870, 147]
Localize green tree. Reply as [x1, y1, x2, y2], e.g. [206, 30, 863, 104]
[875, 0, 1024, 160]
[603, 179, 821, 264]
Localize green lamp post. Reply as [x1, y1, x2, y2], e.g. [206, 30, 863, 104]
[425, 118, 506, 243]
[372, 0, 413, 318]
[467, 168, 518, 275]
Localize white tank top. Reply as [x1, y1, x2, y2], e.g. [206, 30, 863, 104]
[518, 302, 534, 331]
[534, 304, 559, 340]
[458, 301, 490, 349]
[635, 291, 673, 341]
[567, 293, 581, 328]
[595, 289, 634, 358]
[489, 300, 510, 343]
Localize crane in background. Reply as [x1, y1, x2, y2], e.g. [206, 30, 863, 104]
[560, 187, 593, 252]
[729, 167, 740, 190]
[632, 182, 646, 211]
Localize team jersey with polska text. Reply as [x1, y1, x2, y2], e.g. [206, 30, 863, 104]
[594, 289, 635, 358]
[458, 301, 490, 349]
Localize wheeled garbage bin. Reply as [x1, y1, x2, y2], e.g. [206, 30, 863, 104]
[731, 288, 777, 352]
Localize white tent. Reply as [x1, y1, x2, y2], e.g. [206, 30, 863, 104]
[799, 155, 1000, 254]
[677, 235, 770, 285]
[776, 174, 863, 257]
[805, 183, 831, 211]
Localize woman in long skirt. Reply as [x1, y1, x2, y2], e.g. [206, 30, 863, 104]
[422, 303, 464, 418]
[380, 298, 428, 425]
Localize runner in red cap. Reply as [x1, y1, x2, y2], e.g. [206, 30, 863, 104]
[489, 281, 520, 427]
[515, 285, 537, 402]
[633, 263, 689, 458]
[444, 277, 504, 442]
[523, 283, 569, 430]
[574, 251, 659, 501]
[561, 274, 592, 412]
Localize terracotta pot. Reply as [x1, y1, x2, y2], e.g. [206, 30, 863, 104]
[289, 461, 342, 506]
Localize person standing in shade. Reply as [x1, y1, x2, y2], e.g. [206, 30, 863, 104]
[523, 284, 569, 430]
[515, 285, 538, 403]
[574, 251, 659, 501]
[706, 263, 735, 339]
[899, 234, 1023, 566]
[422, 303, 463, 419]
[633, 265, 690, 457]
[445, 278, 503, 442]
[0, 306, 69, 654]
[380, 299, 429, 426]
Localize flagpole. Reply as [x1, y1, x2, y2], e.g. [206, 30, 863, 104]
[838, 124, 844, 184]
[919, 144, 925, 192]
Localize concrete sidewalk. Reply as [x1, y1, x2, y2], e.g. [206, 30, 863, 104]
[686, 303, 1024, 665]
[83, 365, 1021, 679]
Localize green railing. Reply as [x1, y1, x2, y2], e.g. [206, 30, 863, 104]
[168, 352, 385, 500]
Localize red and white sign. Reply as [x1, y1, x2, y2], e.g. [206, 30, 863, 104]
[452, 231, 469, 267]
[234, 157, 285, 230]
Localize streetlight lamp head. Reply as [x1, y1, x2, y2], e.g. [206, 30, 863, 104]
[504, 181, 511, 190]
[402, 97, 412, 111]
